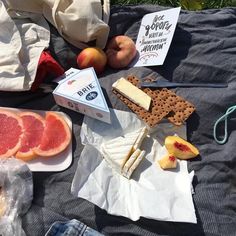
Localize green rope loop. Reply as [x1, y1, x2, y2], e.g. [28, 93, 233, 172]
[213, 105, 236, 144]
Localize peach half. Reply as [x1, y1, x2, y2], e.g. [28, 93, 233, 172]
[158, 154, 177, 170]
[165, 136, 199, 160]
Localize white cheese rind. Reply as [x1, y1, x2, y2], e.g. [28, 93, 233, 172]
[112, 78, 151, 111]
[101, 137, 132, 174]
[101, 127, 145, 173]
[101, 127, 148, 179]
[133, 127, 148, 151]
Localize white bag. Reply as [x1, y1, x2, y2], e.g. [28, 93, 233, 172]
[0, 0, 110, 91]
[45, 0, 110, 49]
[0, 158, 33, 236]
[0, 1, 50, 91]
[6, 0, 111, 49]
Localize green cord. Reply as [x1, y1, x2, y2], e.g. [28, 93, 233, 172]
[213, 105, 236, 144]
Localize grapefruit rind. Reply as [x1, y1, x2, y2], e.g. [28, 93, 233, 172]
[0, 109, 23, 158]
[33, 112, 71, 157]
[15, 111, 45, 161]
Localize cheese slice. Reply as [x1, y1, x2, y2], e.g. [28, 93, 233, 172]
[101, 127, 146, 173]
[132, 127, 148, 151]
[0, 189, 6, 217]
[123, 150, 146, 179]
[112, 77, 151, 111]
[122, 149, 141, 176]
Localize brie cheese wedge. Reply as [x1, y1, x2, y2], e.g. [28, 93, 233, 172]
[101, 136, 134, 174]
[101, 127, 148, 179]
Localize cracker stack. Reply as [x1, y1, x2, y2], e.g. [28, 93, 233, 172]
[112, 75, 195, 127]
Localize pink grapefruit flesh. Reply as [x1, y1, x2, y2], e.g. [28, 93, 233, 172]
[0, 109, 23, 158]
[15, 112, 45, 161]
[33, 112, 71, 157]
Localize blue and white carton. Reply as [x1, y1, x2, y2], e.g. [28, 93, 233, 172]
[53, 67, 111, 124]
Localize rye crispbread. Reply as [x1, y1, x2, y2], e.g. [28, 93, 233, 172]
[112, 75, 195, 127]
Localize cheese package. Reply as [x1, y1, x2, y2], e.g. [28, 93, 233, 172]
[53, 67, 111, 124]
[101, 127, 148, 179]
[112, 77, 151, 111]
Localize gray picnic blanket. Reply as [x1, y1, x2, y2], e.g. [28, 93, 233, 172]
[0, 4, 235, 236]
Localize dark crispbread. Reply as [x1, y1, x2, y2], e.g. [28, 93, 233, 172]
[164, 89, 195, 125]
[112, 75, 195, 127]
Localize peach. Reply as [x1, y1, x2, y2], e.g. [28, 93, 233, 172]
[165, 136, 199, 160]
[77, 47, 107, 74]
[105, 35, 137, 69]
[158, 154, 177, 170]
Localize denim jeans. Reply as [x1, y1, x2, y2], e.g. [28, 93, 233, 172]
[45, 219, 104, 236]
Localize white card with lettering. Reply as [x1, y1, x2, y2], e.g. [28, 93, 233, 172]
[133, 7, 181, 67]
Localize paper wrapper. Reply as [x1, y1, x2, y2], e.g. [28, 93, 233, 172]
[71, 109, 197, 223]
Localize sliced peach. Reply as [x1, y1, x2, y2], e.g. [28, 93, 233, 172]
[165, 136, 199, 160]
[158, 154, 177, 170]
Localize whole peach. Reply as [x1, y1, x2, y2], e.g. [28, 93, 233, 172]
[105, 35, 137, 69]
[77, 47, 107, 74]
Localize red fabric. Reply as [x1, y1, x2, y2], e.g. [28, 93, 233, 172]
[31, 51, 65, 91]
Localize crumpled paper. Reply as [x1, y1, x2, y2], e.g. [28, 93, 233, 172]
[71, 109, 197, 223]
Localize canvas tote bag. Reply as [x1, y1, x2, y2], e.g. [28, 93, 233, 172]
[6, 0, 111, 49]
[0, 0, 110, 91]
[44, 0, 111, 49]
[0, 1, 50, 91]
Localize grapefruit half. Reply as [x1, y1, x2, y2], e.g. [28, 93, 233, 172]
[15, 112, 45, 161]
[33, 112, 71, 157]
[0, 109, 23, 158]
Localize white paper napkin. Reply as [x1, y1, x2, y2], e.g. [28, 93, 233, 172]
[71, 109, 197, 223]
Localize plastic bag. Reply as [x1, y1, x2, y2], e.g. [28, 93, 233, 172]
[0, 158, 33, 236]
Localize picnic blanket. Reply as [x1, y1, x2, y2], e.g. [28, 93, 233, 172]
[0, 4, 236, 236]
